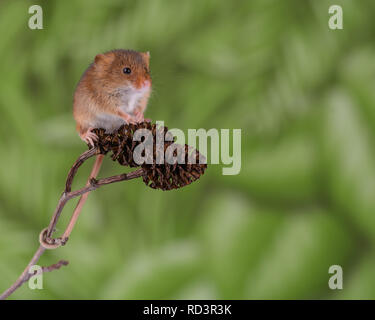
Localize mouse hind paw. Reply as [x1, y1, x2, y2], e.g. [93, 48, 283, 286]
[80, 128, 99, 147]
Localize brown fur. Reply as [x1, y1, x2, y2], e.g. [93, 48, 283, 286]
[73, 49, 151, 135]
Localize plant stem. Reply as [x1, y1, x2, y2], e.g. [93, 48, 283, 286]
[0, 148, 144, 300]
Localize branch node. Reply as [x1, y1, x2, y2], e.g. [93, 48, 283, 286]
[61, 237, 69, 246]
[39, 227, 62, 250]
[89, 177, 98, 187]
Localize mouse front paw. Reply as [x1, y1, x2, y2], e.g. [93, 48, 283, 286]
[133, 110, 144, 123]
[119, 112, 136, 124]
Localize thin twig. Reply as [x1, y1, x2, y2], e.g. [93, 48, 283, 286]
[0, 246, 45, 299]
[44, 167, 144, 243]
[65, 148, 97, 193]
[0, 246, 69, 300]
[46, 147, 97, 238]
[0, 148, 145, 300]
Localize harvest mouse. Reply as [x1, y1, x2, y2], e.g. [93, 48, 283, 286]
[73, 49, 152, 146]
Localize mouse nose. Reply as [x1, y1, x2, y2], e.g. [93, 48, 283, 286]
[142, 79, 151, 88]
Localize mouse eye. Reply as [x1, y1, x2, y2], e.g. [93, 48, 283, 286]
[123, 67, 131, 74]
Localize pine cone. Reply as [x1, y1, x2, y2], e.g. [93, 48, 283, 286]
[92, 122, 207, 190]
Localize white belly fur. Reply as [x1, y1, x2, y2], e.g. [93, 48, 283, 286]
[91, 86, 149, 133]
[93, 112, 126, 133]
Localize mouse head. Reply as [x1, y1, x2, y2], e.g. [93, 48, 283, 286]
[94, 49, 151, 91]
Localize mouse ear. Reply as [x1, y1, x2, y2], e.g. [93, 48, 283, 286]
[94, 52, 115, 65]
[141, 51, 150, 65]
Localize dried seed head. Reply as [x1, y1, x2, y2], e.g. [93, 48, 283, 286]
[92, 122, 207, 190]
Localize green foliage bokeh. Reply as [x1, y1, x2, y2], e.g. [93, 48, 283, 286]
[1, 0, 375, 299]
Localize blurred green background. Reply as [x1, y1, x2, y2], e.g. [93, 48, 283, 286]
[1, 0, 375, 299]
